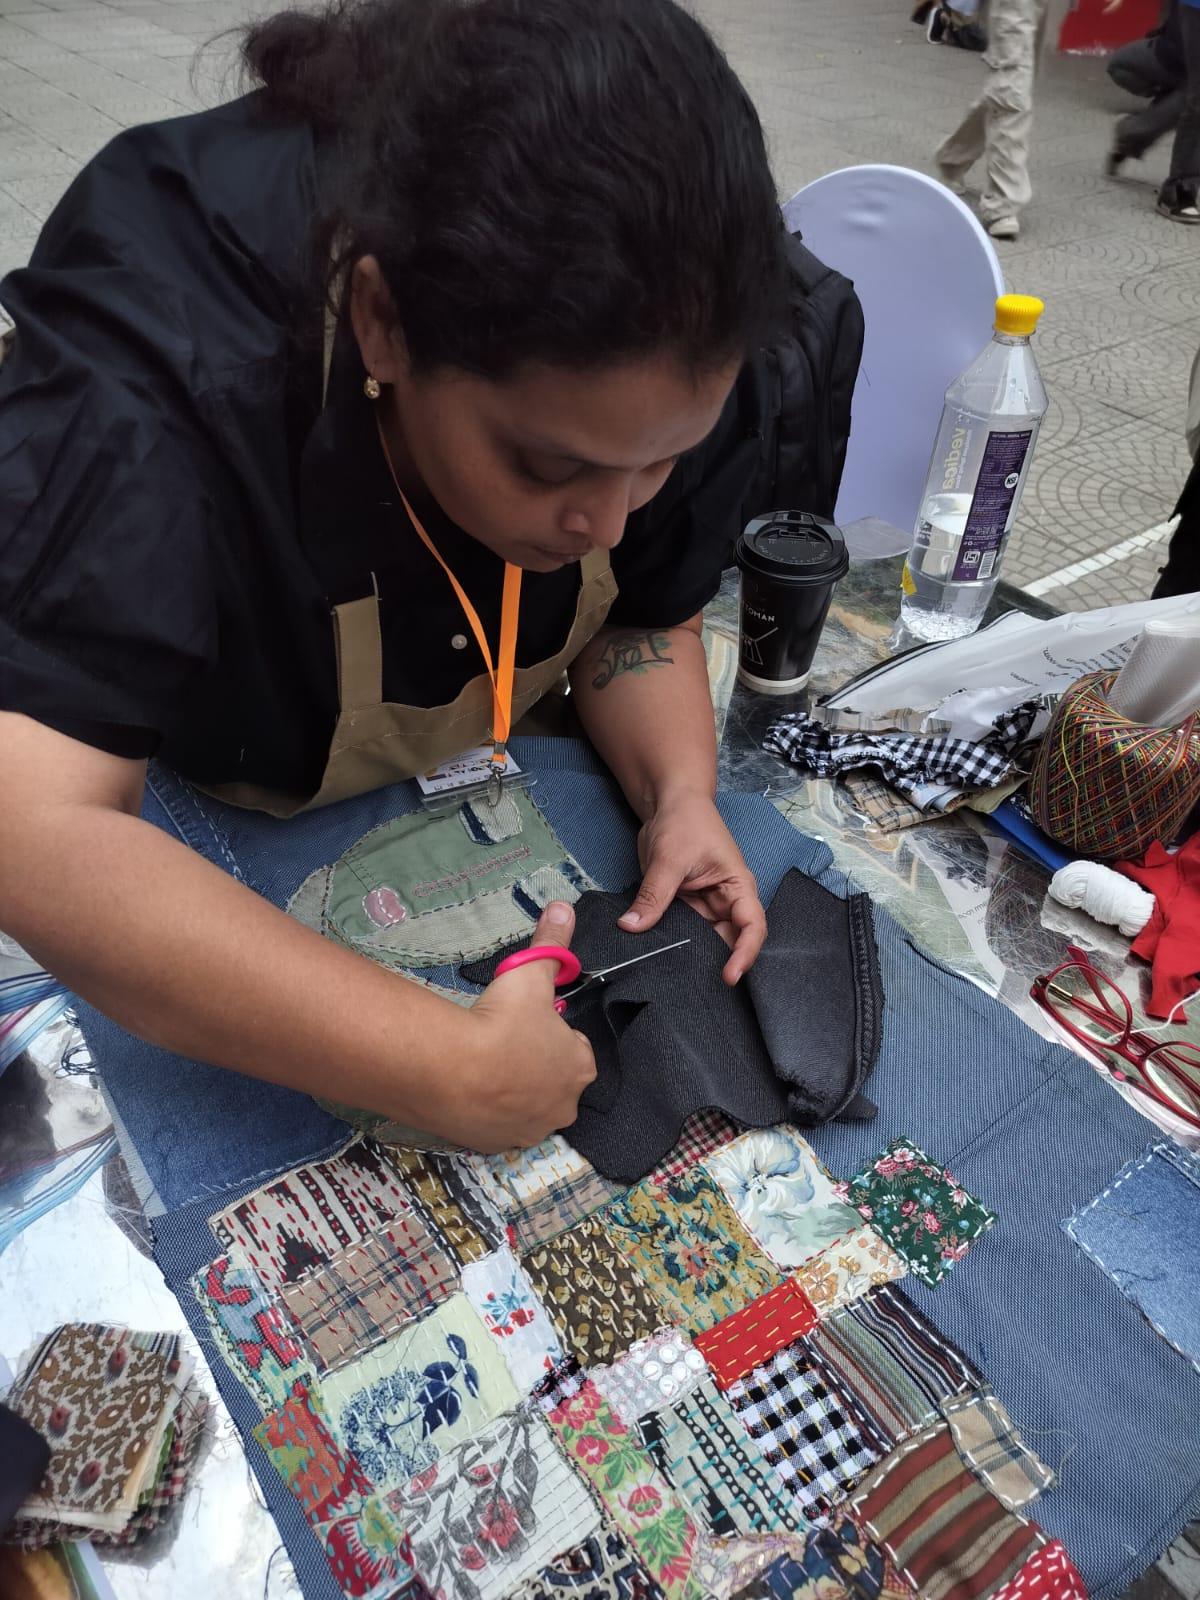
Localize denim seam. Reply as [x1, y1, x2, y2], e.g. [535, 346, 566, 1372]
[146, 767, 244, 882]
[1063, 1144, 1200, 1377]
[939, 1043, 1069, 1169]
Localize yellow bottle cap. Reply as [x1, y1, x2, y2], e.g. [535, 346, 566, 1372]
[994, 293, 1044, 336]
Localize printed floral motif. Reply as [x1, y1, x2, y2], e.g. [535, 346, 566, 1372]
[605, 1170, 782, 1336]
[388, 1410, 600, 1600]
[321, 1295, 517, 1490]
[704, 1130, 861, 1269]
[254, 1379, 414, 1600]
[793, 1228, 907, 1317]
[191, 1253, 312, 1407]
[461, 1248, 564, 1391]
[544, 1383, 700, 1600]
[740, 1516, 914, 1600]
[843, 1139, 996, 1286]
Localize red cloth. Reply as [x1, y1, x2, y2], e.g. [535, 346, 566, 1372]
[693, 1278, 819, 1390]
[990, 1539, 1088, 1600]
[1116, 832, 1200, 1021]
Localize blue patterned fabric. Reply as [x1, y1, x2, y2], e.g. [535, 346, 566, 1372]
[83, 735, 1200, 1596]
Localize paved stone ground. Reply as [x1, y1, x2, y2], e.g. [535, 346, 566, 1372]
[0, 0, 1197, 612]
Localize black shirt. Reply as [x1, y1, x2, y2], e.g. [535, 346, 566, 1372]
[0, 94, 760, 798]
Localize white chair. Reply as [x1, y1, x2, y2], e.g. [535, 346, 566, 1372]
[783, 165, 1004, 537]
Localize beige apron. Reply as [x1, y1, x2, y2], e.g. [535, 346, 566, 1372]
[203, 546, 616, 818]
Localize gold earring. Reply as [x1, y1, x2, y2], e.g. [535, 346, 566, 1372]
[363, 375, 382, 401]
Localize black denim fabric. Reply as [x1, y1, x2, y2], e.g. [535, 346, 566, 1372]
[464, 869, 882, 1181]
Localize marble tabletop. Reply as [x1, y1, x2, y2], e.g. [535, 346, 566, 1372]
[0, 546, 1191, 1598]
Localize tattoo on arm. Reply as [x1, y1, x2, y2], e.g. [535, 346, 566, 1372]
[590, 629, 675, 690]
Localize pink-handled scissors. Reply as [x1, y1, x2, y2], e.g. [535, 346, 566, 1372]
[494, 938, 690, 1016]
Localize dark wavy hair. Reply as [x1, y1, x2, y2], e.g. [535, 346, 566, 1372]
[242, 0, 789, 377]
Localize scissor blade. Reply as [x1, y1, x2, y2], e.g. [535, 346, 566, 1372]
[587, 938, 691, 982]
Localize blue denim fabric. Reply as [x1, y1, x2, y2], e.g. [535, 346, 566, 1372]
[1064, 1140, 1200, 1371]
[81, 737, 1200, 1597]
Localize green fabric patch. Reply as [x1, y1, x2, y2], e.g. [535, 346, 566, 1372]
[330, 790, 567, 934]
[845, 1138, 996, 1287]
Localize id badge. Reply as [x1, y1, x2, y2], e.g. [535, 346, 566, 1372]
[415, 744, 534, 812]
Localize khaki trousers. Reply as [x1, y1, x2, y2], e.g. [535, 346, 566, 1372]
[936, 0, 1049, 224]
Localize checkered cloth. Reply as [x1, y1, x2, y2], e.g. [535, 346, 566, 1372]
[763, 701, 1041, 807]
[727, 1348, 881, 1520]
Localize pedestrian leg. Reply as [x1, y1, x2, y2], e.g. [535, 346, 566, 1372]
[978, 0, 1046, 228]
[1163, 2, 1200, 212]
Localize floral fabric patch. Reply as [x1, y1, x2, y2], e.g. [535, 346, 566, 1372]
[512, 1523, 665, 1600]
[209, 1139, 414, 1292]
[253, 1379, 415, 1600]
[591, 1331, 709, 1426]
[843, 1139, 996, 1287]
[279, 1215, 458, 1374]
[522, 1214, 665, 1367]
[191, 1253, 312, 1407]
[638, 1376, 802, 1537]
[693, 1281, 820, 1392]
[604, 1170, 782, 1336]
[388, 1409, 600, 1599]
[461, 1247, 564, 1392]
[388, 1148, 504, 1267]
[544, 1382, 700, 1600]
[792, 1228, 907, 1318]
[800, 1285, 981, 1447]
[320, 1294, 517, 1490]
[726, 1347, 881, 1521]
[939, 1390, 1055, 1511]
[704, 1130, 861, 1269]
[849, 1422, 1042, 1600]
[648, 1111, 742, 1190]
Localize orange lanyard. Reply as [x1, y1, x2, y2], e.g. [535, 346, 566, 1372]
[376, 417, 523, 790]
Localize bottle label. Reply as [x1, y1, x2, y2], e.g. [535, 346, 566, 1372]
[951, 428, 1033, 582]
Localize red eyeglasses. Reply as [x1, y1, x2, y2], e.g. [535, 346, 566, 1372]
[1031, 946, 1200, 1133]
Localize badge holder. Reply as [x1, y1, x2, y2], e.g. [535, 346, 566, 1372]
[415, 743, 535, 813]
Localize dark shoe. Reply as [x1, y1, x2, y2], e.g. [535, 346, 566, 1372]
[1106, 148, 1127, 179]
[1157, 184, 1200, 222]
[927, 5, 948, 41]
[948, 20, 987, 49]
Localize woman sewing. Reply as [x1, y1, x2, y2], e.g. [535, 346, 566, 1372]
[0, 0, 793, 1151]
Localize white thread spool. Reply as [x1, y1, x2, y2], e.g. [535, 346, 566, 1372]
[1048, 861, 1155, 939]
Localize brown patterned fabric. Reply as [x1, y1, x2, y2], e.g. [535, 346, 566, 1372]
[522, 1213, 666, 1366]
[387, 1148, 502, 1267]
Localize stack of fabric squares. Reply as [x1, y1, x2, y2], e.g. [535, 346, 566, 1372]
[1, 1322, 206, 1549]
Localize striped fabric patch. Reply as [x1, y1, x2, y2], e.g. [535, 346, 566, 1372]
[850, 1421, 1043, 1600]
[694, 1280, 820, 1390]
[802, 1285, 981, 1444]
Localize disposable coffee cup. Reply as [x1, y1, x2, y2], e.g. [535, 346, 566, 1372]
[735, 510, 848, 693]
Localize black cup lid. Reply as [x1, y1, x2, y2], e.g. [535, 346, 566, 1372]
[735, 511, 849, 585]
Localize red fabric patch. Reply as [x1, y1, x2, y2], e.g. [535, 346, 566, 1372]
[1117, 832, 1200, 1022]
[694, 1278, 819, 1389]
[990, 1540, 1088, 1600]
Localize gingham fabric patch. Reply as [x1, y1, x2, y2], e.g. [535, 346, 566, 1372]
[693, 1280, 820, 1392]
[647, 1110, 742, 1189]
[802, 1284, 982, 1446]
[638, 1376, 803, 1537]
[278, 1215, 457, 1374]
[940, 1390, 1055, 1511]
[850, 1421, 1043, 1600]
[726, 1347, 882, 1521]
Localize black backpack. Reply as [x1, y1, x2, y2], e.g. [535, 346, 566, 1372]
[639, 230, 865, 567]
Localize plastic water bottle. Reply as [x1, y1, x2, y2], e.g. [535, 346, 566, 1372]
[901, 294, 1047, 641]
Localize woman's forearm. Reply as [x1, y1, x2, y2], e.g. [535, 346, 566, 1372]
[1, 799, 472, 1134]
[568, 618, 717, 820]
